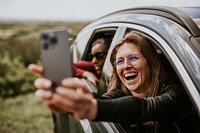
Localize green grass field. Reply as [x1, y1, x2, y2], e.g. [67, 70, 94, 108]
[0, 93, 53, 133]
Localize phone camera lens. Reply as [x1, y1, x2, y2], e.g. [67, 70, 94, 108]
[50, 37, 57, 44]
[41, 33, 57, 50]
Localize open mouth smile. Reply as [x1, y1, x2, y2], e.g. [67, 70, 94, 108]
[124, 72, 138, 81]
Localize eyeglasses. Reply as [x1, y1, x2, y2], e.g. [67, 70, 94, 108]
[88, 52, 107, 61]
[114, 54, 142, 67]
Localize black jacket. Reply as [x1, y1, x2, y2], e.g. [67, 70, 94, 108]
[94, 84, 200, 133]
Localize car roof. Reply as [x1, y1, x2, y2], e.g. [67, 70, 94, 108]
[111, 6, 200, 37]
[93, 6, 200, 37]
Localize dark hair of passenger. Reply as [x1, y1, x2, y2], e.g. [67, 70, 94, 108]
[92, 38, 111, 50]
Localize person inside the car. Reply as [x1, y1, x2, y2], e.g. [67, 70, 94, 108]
[31, 32, 199, 133]
[73, 38, 110, 86]
[29, 37, 110, 86]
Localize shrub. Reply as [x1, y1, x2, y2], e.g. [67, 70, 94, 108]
[0, 52, 37, 98]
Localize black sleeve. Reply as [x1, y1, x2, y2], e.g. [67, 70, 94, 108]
[95, 96, 145, 124]
[143, 85, 193, 121]
[94, 85, 193, 124]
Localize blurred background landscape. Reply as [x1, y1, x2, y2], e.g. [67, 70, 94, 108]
[0, 0, 199, 133]
[0, 22, 88, 133]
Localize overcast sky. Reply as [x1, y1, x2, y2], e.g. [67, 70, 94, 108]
[0, 0, 199, 22]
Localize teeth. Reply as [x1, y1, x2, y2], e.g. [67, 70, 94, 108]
[124, 72, 137, 78]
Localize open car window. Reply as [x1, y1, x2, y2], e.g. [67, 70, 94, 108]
[81, 28, 118, 95]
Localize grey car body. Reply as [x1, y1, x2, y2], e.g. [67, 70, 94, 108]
[55, 6, 200, 133]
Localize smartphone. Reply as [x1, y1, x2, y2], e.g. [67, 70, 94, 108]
[40, 29, 73, 89]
